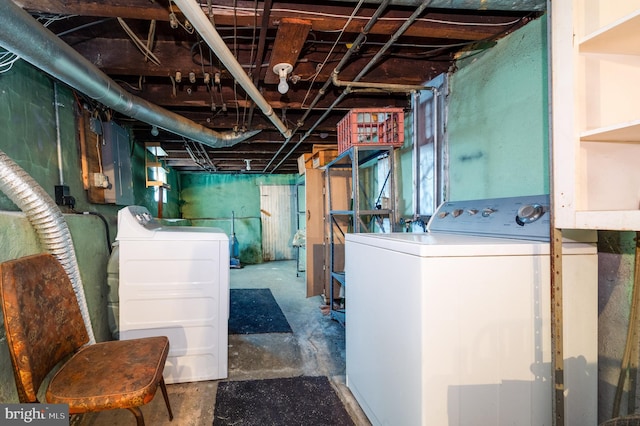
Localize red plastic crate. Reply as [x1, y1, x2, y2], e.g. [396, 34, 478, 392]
[337, 108, 404, 153]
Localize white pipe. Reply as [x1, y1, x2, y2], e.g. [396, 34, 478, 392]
[172, 0, 292, 139]
[412, 91, 419, 220]
[53, 82, 64, 185]
[332, 74, 434, 92]
[432, 88, 440, 211]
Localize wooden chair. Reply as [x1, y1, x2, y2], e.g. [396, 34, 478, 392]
[0, 253, 173, 425]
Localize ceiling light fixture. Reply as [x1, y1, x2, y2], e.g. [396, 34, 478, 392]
[169, 12, 179, 29]
[273, 63, 293, 95]
[151, 125, 159, 136]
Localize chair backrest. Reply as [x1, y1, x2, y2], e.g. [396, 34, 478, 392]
[0, 253, 89, 402]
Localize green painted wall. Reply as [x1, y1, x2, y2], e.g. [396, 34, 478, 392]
[0, 60, 181, 402]
[0, 211, 112, 403]
[447, 15, 549, 200]
[180, 173, 298, 264]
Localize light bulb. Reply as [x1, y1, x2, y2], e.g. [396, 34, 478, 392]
[169, 13, 178, 29]
[273, 63, 293, 95]
[151, 125, 159, 136]
[278, 76, 289, 95]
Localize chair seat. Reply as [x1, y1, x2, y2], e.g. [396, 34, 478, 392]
[46, 336, 169, 414]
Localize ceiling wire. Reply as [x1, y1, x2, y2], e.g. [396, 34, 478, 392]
[231, 0, 243, 130]
[117, 18, 161, 65]
[300, 0, 366, 108]
[145, 19, 157, 64]
[270, 0, 435, 173]
[208, 5, 524, 27]
[262, 0, 393, 173]
[240, 0, 259, 131]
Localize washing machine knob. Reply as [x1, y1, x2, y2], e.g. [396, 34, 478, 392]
[452, 209, 463, 218]
[516, 203, 544, 225]
[481, 208, 496, 217]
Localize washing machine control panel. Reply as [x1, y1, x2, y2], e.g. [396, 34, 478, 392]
[125, 206, 158, 228]
[116, 205, 162, 240]
[428, 194, 550, 241]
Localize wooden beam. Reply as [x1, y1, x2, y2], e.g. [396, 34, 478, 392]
[264, 18, 311, 85]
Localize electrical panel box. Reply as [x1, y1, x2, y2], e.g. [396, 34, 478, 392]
[101, 121, 134, 205]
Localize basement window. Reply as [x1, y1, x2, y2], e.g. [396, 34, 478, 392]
[150, 166, 168, 203]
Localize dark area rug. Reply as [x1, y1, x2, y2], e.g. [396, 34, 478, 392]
[229, 288, 293, 334]
[213, 376, 355, 426]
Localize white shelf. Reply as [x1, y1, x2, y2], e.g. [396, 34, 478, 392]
[580, 120, 640, 142]
[574, 210, 640, 231]
[552, 2, 640, 230]
[579, 9, 640, 55]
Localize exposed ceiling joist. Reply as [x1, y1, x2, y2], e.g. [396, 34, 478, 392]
[6, 0, 543, 173]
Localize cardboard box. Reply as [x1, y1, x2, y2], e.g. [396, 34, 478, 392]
[311, 149, 339, 168]
[312, 144, 337, 153]
[297, 153, 313, 175]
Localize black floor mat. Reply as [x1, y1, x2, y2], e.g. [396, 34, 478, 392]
[213, 376, 355, 426]
[229, 288, 292, 334]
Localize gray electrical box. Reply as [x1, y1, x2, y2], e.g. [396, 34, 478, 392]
[101, 121, 134, 205]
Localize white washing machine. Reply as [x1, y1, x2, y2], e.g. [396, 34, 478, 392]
[116, 206, 229, 384]
[345, 195, 597, 426]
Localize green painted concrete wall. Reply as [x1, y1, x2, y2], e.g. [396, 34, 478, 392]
[447, 15, 549, 200]
[0, 212, 112, 403]
[0, 60, 181, 402]
[180, 173, 298, 264]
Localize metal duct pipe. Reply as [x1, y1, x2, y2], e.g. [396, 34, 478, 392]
[0, 150, 96, 344]
[0, 1, 257, 148]
[172, 0, 292, 139]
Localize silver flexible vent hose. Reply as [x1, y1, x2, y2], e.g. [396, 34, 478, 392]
[0, 150, 96, 344]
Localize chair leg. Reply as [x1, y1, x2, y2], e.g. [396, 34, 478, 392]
[160, 377, 174, 421]
[127, 407, 145, 426]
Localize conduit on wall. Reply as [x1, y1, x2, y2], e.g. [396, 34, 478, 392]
[0, 150, 96, 344]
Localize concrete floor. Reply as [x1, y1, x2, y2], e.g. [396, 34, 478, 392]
[71, 260, 370, 426]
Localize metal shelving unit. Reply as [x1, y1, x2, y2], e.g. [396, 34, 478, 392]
[324, 145, 396, 325]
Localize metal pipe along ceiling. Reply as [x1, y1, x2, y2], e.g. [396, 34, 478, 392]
[268, 0, 434, 173]
[172, 0, 292, 139]
[330, 0, 545, 10]
[262, 0, 392, 173]
[0, 1, 258, 148]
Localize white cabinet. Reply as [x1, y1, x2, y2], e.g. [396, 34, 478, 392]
[552, 2, 640, 230]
